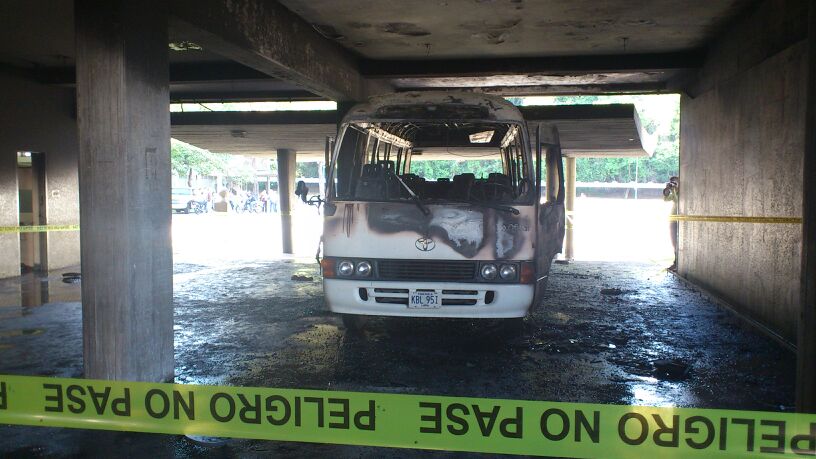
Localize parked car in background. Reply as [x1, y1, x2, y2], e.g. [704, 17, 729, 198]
[171, 187, 195, 213]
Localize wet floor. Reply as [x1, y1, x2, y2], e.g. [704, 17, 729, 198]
[0, 256, 795, 457]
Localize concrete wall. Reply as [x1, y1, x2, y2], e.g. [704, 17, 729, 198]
[679, 0, 809, 344]
[0, 73, 80, 277]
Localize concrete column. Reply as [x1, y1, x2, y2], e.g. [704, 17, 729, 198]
[75, 0, 173, 381]
[0, 152, 19, 278]
[564, 157, 576, 260]
[798, 2, 816, 413]
[277, 149, 297, 253]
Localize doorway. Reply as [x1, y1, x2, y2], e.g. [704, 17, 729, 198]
[17, 151, 46, 273]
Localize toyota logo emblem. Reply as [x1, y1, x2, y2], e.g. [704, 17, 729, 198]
[415, 237, 436, 252]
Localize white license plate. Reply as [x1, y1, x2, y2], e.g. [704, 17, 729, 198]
[408, 290, 440, 309]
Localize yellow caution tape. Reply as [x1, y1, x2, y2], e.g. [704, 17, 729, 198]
[1, 374, 815, 457]
[0, 225, 80, 233]
[669, 215, 801, 224]
[562, 214, 800, 224]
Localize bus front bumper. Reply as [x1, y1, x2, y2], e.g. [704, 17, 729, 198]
[324, 279, 534, 318]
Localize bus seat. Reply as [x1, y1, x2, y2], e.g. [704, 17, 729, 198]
[449, 173, 475, 200]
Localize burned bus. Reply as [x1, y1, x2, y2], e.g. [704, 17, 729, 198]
[320, 92, 565, 328]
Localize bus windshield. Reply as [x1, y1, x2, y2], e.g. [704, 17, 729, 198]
[332, 121, 533, 205]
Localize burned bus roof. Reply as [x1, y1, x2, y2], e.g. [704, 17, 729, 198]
[342, 92, 526, 125]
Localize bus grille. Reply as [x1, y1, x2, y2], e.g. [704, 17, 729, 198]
[376, 260, 476, 282]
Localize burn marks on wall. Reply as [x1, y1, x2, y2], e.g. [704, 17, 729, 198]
[459, 18, 522, 45]
[381, 23, 432, 37]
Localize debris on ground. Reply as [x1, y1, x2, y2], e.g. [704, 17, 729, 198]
[600, 287, 635, 296]
[653, 358, 692, 381]
[0, 259, 796, 456]
[184, 435, 230, 446]
[291, 274, 314, 281]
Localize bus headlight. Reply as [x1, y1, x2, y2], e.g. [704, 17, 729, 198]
[481, 263, 498, 280]
[337, 260, 354, 276]
[356, 261, 372, 277]
[499, 264, 517, 280]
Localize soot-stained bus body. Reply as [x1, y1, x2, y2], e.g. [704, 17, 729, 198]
[320, 92, 565, 325]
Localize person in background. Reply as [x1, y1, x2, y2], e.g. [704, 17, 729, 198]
[294, 180, 310, 204]
[663, 176, 679, 271]
[196, 188, 208, 213]
[259, 189, 269, 213]
[269, 188, 279, 213]
[228, 186, 239, 211]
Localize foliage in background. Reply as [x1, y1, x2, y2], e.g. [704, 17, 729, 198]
[409, 160, 502, 180]
[171, 139, 229, 186]
[297, 162, 319, 178]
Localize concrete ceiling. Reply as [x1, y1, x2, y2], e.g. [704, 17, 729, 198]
[0, 0, 758, 101]
[279, 0, 752, 59]
[0, 0, 227, 67]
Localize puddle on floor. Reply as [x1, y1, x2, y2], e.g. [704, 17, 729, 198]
[0, 328, 45, 338]
[0, 270, 81, 310]
[626, 376, 698, 407]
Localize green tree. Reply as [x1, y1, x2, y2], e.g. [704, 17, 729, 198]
[297, 162, 319, 178]
[171, 139, 229, 186]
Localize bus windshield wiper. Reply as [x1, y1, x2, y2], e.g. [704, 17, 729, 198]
[393, 174, 431, 216]
[440, 198, 520, 215]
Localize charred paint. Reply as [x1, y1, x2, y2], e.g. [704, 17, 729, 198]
[360, 202, 532, 259]
[429, 207, 485, 257]
[495, 213, 531, 259]
[366, 203, 486, 258]
[535, 202, 566, 275]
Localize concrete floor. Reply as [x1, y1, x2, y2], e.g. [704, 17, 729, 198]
[0, 246, 795, 457]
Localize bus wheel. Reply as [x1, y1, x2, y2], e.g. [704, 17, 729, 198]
[340, 314, 367, 333]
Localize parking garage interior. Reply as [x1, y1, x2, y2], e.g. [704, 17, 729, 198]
[0, 0, 814, 456]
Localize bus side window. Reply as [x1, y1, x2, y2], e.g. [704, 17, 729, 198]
[336, 128, 366, 199]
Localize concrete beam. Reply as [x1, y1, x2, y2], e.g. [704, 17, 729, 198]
[360, 51, 705, 78]
[171, 105, 645, 124]
[798, 1, 816, 413]
[171, 110, 338, 126]
[396, 82, 670, 96]
[170, 0, 367, 101]
[75, 0, 174, 381]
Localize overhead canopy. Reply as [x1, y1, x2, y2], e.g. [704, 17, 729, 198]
[171, 103, 654, 159]
[520, 104, 655, 158]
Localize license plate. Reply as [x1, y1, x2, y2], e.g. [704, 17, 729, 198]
[408, 290, 440, 309]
